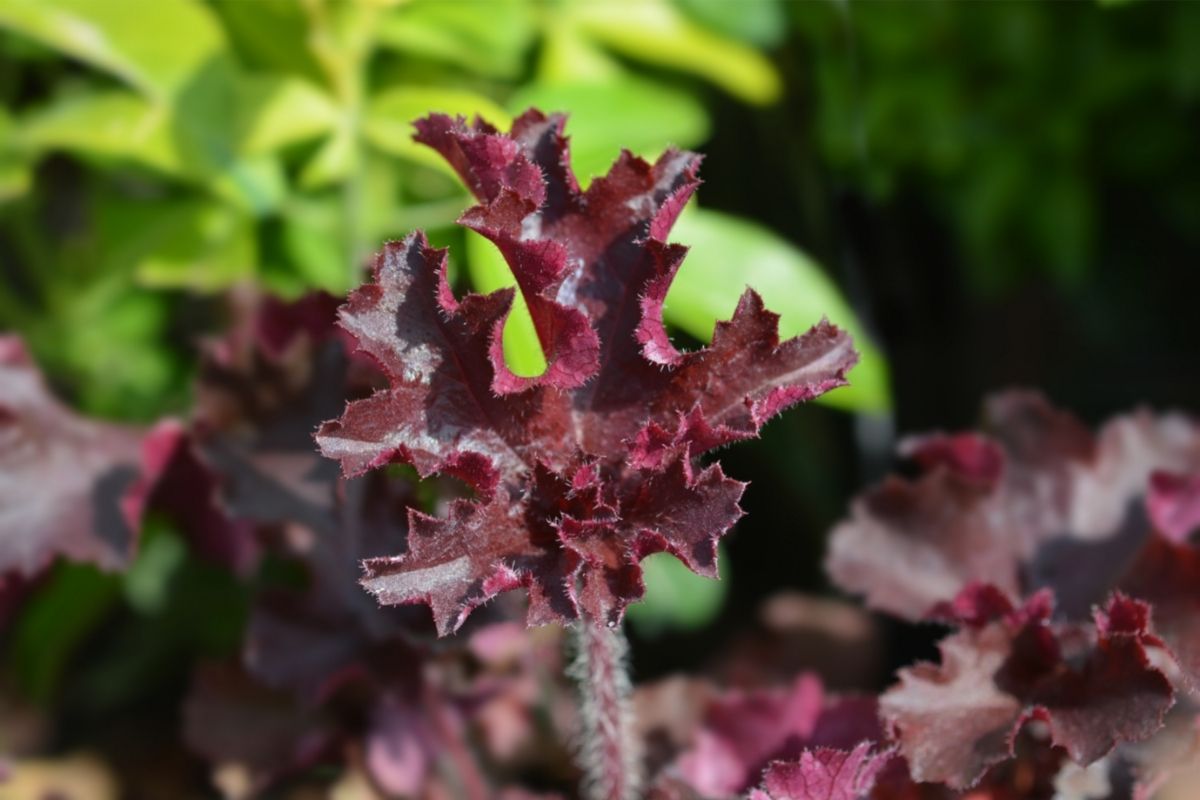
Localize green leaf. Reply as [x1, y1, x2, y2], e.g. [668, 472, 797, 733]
[282, 195, 353, 293]
[0, 0, 226, 99]
[463, 230, 546, 376]
[667, 208, 891, 413]
[7, 563, 121, 702]
[0, 155, 31, 202]
[16, 89, 181, 172]
[93, 196, 257, 291]
[123, 520, 187, 615]
[0, 107, 31, 202]
[237, 77, 341, 156]
[570, 0, 782, 105]
[26, 271, 184, 419]
[507, 77, 710, 184]
[33, 305, 180, 420]
[537, 21, 623, 84]
[204, 153, 288, 217]
[376, 0, 536, 79]
[675, 0, 786, 47]
[627, 550, 728, 634]
[364, 86, 511, 173]
[299, 124, 358, 189]
[209, 0, 327, 85]
[16, 87, 288, 214]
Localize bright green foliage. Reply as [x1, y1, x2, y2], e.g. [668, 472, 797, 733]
[6, 562, 121, 702]
[0, 0, 882, 630]
[627, 550, 729, 634]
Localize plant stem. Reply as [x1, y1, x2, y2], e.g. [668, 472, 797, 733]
[569, 620, 640, 800]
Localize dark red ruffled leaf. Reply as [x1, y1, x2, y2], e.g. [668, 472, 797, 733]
[175, 290, 388, 577]
[631, 297, 857, 470]
[825, 467, 1022, 623]
[186, 293, 437, 699]
[1118, 535, 1200, 690]
[880, 590, 1172, 789]
[827, 391, 1200, 621]
[244, 472, 428, 702]
[0, 335, 172, 576]
[671, 675, 884, 797]
[317, 111, 858, 633]
[362, 492, 577, 636]
[824, 393, 1200, 795]
[898, 432, 1006, 487]
[747, 742, 889, 800]
[315, 235, 557, 487]
[926, 583, 1052, 630]
[137, 421, 259, 574]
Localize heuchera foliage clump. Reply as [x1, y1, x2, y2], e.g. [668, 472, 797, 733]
[825, 391, 1200, 796]
[314, 110, 858, 635]
[5, 110, 1200, 800]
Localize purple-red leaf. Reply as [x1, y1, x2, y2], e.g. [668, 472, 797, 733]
[747, 743, 889, 800]
[0, 336, 170, 577]
[316, 111, 858, 633]
[1118, 533, 1200, 690]
[672, 675, 883, 797]
[827, 391, 1200, 621]
[880, 590, 1172, 789]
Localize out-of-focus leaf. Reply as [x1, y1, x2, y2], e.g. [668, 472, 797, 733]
[209, 0, 327, 85]
[0, 156, 30, 202]
[16, 88, 287, 214]
[627, 550, 728, 634]
[507, 78, 710, 183]
[675, 0, 786, 47]
[16, 89, 181, 172]
[537, 21, 623, 84]
[237, 77, 341, 155]
[668, 207, 890, 413]
[26, 278, 182, 419]
[463, 230, 546, 376]
[7, 563, 121, 701]
[122, 522, 187, 616]
[204, 153, 288, 217]
[361, 151, 405, 242]
[93, 196, 257, 290]
[364, 87, 510, 173]
[570, 0, 782, 105]
[282, 195, 352, 293]
[0, 107, 31, 202]
[0, 0, 225, 99]
[299, 125, 358, 189]
[375, 0, 536, 78]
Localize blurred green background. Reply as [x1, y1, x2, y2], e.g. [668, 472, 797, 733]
[2, 0, 1200, 721]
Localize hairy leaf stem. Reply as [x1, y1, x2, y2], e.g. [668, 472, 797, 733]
[569, 620, 640, 800]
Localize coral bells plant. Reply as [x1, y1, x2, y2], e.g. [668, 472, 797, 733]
[10, 108, 1200, 800]
[825, 391, 1200, 796]
[313, 110, 859, 798]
